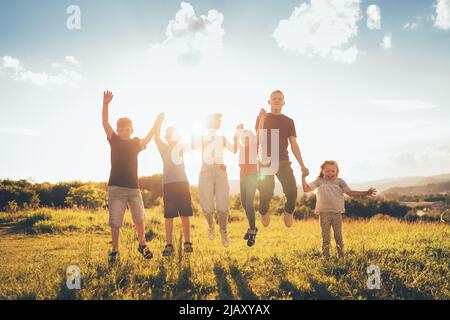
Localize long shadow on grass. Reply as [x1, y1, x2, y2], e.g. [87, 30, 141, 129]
[213, 265, 235, 300]
[150, 264, 167, 300]
[3, 213, 51, 235]
[145, 230, 156, 242]
[174, 264, 193, 300]
[279, 277, 337, 300]
[228, 263, 258, 300]
[56, 279, 79, 300]
[173, 236, 193, 300]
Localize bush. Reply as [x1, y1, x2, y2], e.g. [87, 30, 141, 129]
[0, 181, 40, 210]
[293, 205, 315, 220]
[35, 181, 83, 208]
[65, 186, 107, 209]
[5, 200, 19, 213]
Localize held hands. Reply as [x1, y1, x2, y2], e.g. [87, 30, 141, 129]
[157, 112, 165, 122]
[367, 188, 377, 197]
[301, 167, 310, 177]
[103, 91, 114, 104]
[259, 108, 267, 119]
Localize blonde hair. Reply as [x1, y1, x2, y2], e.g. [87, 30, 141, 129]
[319, 160, 340, 178]
[117, 117, 133, 129]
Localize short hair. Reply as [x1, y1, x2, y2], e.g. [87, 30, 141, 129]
[206, 113, 222, 129]
[117, 117, 133, 129]
[270, 90, 285, 99]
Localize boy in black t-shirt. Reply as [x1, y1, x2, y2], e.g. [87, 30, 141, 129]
[102, 91, 158, 264]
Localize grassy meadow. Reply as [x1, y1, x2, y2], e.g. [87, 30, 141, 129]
[0, 208, 448, 300]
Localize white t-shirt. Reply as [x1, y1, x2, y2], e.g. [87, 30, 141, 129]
[309, 177, 352, 214]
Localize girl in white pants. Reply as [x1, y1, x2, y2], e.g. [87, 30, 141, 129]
[196, 113, 241, 247]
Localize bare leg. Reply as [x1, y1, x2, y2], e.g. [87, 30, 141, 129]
[111, 227, 120, 252]
[134, 223, 146, 246]
[180, 216, 191, 242]
[165, 218, 174, 245]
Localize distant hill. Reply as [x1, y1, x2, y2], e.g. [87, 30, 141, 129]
[228, 173, 450, 196]
[382, 180, 450, 196]
[350, 173, 450, 194]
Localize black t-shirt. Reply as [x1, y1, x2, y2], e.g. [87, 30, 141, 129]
[255, 113, 297, 161]
[108, 132, 143, 189]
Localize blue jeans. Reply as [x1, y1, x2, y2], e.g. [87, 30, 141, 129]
[240, 174, 258, 230]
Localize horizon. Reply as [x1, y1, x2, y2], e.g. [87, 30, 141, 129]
[7, 171, 450, 187]
[1, 0, 450, 184]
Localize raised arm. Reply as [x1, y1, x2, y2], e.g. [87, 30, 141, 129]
[289, 136, 309, 176]
[257, 108, 267, 132]
[256, 108, 267, 146]
[153, 113, 165, 147]
[102, 91, 114, 139]
[346, 188, 377, 198]
[224, 124, 243, 154]
[140, 112, 164, 149]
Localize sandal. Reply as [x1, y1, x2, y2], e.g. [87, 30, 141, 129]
[247, 228, 258, 247]
[162, 244, 174, 257]
[184, 241, 193, 253]
[108, 251, 120, 266]
[138, 244, 153, 260]
[244, 228, 257, 241]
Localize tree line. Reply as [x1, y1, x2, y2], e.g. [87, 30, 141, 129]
[1, 178, 448, 222]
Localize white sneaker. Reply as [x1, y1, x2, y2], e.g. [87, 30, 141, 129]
[220, 230, 230, 247]
[284, 212, 293, 228]
[261, 213, 271, 227]
[208, 223, 215, 240]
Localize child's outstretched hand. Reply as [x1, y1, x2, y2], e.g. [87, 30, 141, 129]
[103, 91, 113, 104]
[367, 188, 377, 196]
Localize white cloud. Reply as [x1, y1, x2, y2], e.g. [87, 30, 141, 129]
[402, 22, 419, 31]
[0, 55, 82, 87]
[434, 0, 450, 30]
[381, 33, 392, 49]
[65, 56, 79, 65]
[367, 4, 381, 30]
[368, 99, 438, 112]
[272, 0, 362, 64]
[149, 2, 225, 65]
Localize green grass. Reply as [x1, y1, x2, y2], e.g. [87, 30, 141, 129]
[0, 208, 448, 300]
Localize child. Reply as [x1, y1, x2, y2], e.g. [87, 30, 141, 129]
[195, 113, 240, 247]
[102, 91, 156, 264]
[238, 127, 259, 246]
[302, 160, 376, 259]
[237, 113, 268, 247]
[153, 113, 194, 256]
[255, 90, 309, 228]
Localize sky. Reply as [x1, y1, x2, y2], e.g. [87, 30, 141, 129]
[0, 0, 450, 185]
